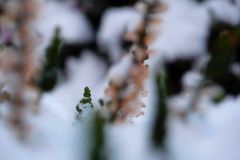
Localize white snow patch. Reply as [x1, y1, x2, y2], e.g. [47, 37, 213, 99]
[35, 0, 93, 52]
[98, 7, 141, 63]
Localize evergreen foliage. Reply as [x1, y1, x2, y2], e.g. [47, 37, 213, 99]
[37, 27, 63, 92]
[151, 72, 168, 148]
[206, 23, 240, 96]
[76, 87, 94, 114]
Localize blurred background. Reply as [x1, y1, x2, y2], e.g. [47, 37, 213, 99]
[0, 0, 240, 160]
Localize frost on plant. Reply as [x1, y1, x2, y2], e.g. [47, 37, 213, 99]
[0, 0, 40, 139]
[75, 86, 94, 120]
[104, 0, 166, 123]
[1, 0, 240, 159]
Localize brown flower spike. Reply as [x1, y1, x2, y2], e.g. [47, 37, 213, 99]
[105, 0, 166, 123]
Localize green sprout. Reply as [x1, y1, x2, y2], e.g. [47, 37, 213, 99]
[76, 87, 94, 114]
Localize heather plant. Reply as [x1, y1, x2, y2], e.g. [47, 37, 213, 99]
[104, 0, 165, 123]
[75, 86, 107, 160]
[0, 0, 63, 139]
[0, 0, 39, 139]
[0, 0, 240, 159]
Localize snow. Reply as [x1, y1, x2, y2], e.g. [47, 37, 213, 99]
[42, 52, 107, 123]
[182, 71, 203, 89]
[106, 124, 150, 160]
[35, 0, 94, 52]
[231, 63, 240, 76]
[1, 0, 240, 160]
[107, 54, 134, 85]
[168, 97, 240, 160]
[150, 0, 211, 61]
[204, 0, 240, 25]
[98, 7, 141, 63]
[0, 52, 107, 160]
[0, 107, 75, 160]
